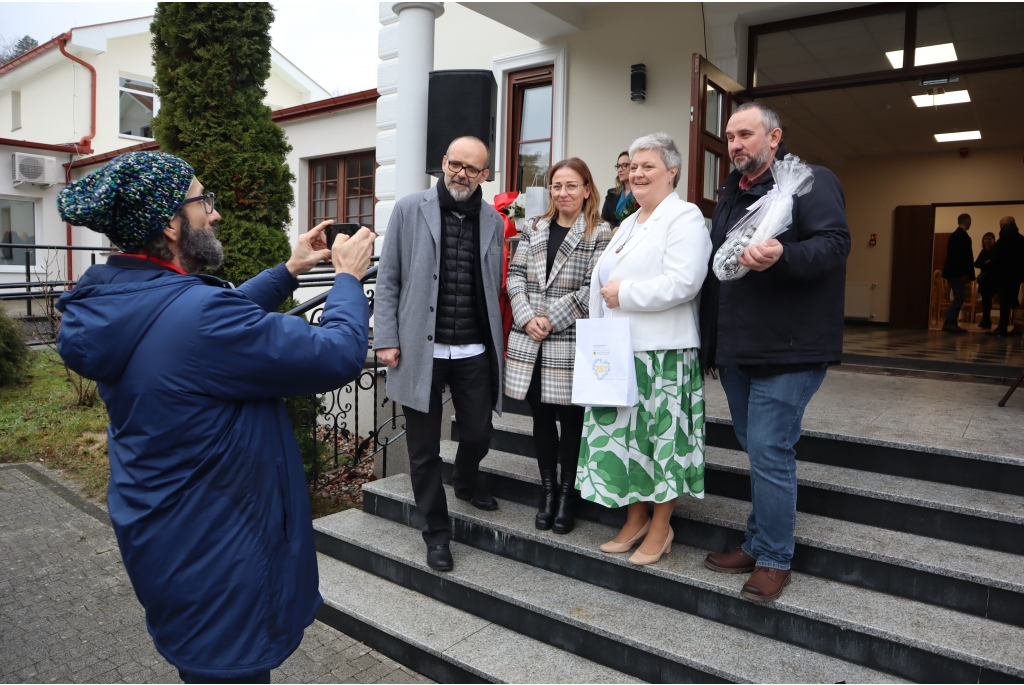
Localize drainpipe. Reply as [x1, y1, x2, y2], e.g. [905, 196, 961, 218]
[57, 33, 96, 280]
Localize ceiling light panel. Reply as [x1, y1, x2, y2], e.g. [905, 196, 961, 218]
[886, 43, 958, 69]
[912, 90, 971, 107]
[934, 130, 981, 142]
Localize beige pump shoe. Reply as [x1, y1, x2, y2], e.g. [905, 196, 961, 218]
[628, 527, 674, 566]
[599, 520, 651, 553]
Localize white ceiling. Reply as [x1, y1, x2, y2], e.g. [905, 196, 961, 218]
[760, 67, 1024, 165]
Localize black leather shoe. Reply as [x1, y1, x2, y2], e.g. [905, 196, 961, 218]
[552, 481, 576, 535]
[536, 470, 558, 530]
[426, 544, 453, 572]
[455, 489, 498, 511]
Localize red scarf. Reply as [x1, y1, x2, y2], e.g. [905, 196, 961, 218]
[119, 254, 188, 275]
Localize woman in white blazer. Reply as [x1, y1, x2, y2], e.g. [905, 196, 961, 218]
[576, 133, 712, 566]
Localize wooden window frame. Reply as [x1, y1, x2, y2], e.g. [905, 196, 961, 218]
[308, 152, 377, 231]
[747, 3, 1024, 98]
[505, 65, 554, 193]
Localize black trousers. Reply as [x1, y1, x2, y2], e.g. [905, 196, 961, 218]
[404, 354, 493, 546]
[525, 358, 585, 488]
[997, 283, 1021, 331]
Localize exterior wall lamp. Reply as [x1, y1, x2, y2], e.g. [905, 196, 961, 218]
[631, 63, 646, 101]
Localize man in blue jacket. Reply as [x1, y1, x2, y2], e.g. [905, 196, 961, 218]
[699, 103, 850, 603]
[55, 152, 375, 683]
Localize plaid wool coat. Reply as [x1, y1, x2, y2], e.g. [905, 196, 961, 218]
[504, 214, 612, 404]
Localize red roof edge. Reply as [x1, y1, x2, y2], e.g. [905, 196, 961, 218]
[62, 89, 379, 172]
[0, 33, 69, 76]
[271, 89, 379, 123]
[64, 140, 159, 171]
[0, 136, 89, 154]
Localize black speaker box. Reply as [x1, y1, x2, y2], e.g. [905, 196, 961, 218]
[426, 69, 496, 175]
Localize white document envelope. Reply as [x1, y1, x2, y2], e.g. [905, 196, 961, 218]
[571, 317, 638, 408]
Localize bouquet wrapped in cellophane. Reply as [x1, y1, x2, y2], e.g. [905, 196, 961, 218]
[712, 153, 815, 281]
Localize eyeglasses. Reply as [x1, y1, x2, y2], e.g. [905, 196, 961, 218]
[549, 182, 585, 194]
[614, 163, 630, 170]
[446, 160, 483, 178]
[179, 192, 216, 214]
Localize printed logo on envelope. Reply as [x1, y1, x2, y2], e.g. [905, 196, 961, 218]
[592, 358, 611, 380]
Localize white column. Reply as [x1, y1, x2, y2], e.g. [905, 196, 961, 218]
[394, 2, 444, 198]
[374, 1, 444, 241]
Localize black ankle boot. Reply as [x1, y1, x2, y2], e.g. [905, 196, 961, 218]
[552, 481, 576, 534]
[536, 470, 558, 530]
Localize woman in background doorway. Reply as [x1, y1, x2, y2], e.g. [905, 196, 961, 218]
[601, 152, 636, 232]
[976, 231, 997, 329]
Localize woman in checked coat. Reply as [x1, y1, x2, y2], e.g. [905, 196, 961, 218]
[505, 157, 612, 535]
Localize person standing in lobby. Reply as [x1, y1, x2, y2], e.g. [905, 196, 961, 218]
[699, 103, 850, 603]
[975, 231, 997, 330]
[601, 151, 636, 232]
[578, 133, 712, 566]
[504, 158, 612, 535]
[373, 136, 506, 572]
[941, 213, 975, 334]
[987, 216, 1024, 337]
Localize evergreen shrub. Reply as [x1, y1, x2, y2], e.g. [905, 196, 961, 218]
[0, 309, 30, 387]
[150, 2, 294, 285]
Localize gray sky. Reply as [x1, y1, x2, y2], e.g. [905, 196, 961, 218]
[0, 2, 379, 96]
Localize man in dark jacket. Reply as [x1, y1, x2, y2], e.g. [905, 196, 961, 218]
[988, 216, 1024, 336]
[699, 103, 850, 603]
[941, 213, 975, 333]
[55, 152, 375, 683]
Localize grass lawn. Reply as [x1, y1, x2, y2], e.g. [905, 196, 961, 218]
[1, 349, 358, 517]
[0, 350, 110, 499]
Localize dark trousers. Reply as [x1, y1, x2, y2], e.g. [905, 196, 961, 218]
[997, 284, 1021, 332]
[525, 359, 585, 487]
[944, 278, 967, 326]
[179, 670, 270, 684]
[404, 353, 494, 546]
[980, 291, 993, 326]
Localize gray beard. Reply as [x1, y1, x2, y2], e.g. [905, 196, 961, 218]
[445, 177, 473, 202]
[179, 215, 224, 274]
[733, 140, 773, 176]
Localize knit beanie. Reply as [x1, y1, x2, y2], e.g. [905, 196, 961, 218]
[57, 151, 195, 249]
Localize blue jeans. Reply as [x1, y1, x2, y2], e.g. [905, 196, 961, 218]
[718, 365, 826, 570]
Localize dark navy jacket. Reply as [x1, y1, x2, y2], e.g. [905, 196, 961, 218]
[699, 145, 851, 369]
[56, 257, 369, 678]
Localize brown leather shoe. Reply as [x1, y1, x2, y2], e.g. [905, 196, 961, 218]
[703, 546, 756, 574]
[740, 566, 791, 603]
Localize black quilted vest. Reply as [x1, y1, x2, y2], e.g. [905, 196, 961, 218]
[434, 211, 484, 345]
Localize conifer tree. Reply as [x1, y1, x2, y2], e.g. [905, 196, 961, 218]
[150, 3, 293, 284]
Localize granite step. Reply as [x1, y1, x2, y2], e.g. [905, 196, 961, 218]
[362, 474, 1024, 684]
[437, 441, 1024, 628]
[484, 404, 1024, 496]
[462, 415, 1024, 553]
[316, 550, 638, 683]
[315, 508, 904, 685]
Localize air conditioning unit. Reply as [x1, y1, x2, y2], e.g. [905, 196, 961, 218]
[12, 153, 58, 187]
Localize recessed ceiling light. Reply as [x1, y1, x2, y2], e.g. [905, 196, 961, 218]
[886, 43, 958, 69]
[912, 90, 971, 107]
[934, 130, 981, 142]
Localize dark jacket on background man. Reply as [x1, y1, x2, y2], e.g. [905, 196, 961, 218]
[699, 143, 851, 370]
[992, 221, 1024, 293]
[942, 227, 975, 282]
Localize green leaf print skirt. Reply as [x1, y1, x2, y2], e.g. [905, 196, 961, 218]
[576, 348, 705, 508]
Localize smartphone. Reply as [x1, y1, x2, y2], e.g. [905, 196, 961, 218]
[324, 223, 361, 247]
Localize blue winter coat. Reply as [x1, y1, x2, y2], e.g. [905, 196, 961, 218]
[55, 256, 369, 678]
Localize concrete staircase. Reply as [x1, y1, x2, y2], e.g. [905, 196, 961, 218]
[314, 396, 1024, 683]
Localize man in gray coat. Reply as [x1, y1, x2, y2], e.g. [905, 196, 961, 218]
[374, 136, 505, 571]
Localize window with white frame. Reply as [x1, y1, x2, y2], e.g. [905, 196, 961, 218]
[118, 77, 158, 139]
[0, 198, 36, 267]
